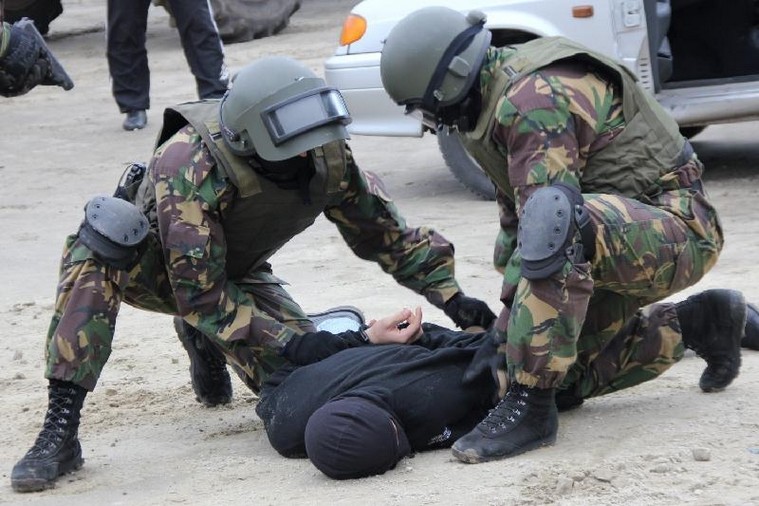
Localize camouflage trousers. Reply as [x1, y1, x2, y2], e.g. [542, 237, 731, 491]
[44, 233, 314, 392]
[503, 174, 723, 393]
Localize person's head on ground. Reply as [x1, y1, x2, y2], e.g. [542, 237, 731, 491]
[219, 56, 352, 163]
[380, 7, 491, 133]
[304, 396, 411, 480]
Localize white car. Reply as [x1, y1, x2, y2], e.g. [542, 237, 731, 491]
[324, 0, 759, 198]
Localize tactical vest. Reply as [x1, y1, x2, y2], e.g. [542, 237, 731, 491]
[462, 37, 687, 200]
[149, 100, 350, 280]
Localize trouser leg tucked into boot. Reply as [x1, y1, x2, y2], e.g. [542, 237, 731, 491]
[451, 382, 558, 464]
[174, 317, 233, 406]
[11, 380, 86, 492]
[676, 289, 746, 392]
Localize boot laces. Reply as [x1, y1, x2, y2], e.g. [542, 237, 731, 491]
[26, 389, 76, 458]
[481, 385, 528, 432]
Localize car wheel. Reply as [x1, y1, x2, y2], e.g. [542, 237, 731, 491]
[680, 126, 706, 139]
[437, 127, 496, 200]
[210, 0, 301, 44]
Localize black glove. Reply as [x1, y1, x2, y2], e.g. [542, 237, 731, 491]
[444, 292, 497, 330]
[281, 329, 369, 366]
[0, 19, 73, 97]
[462, 329, 508, 400]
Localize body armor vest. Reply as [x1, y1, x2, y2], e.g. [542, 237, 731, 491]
[461, 37, 687, 201]
[148, 100, 350, 280]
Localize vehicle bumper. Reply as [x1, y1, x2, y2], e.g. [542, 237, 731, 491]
[324, 53, 423, 137]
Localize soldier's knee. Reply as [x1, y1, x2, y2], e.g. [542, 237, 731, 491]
[519, 184, 593, 280]
[77, 195, 148, 269]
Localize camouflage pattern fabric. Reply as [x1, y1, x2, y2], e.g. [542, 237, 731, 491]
[560, 295, 684, 399]
[478, 52, 723, 390]
[1, 22, 10, 58]
[44, 126, 462, 392]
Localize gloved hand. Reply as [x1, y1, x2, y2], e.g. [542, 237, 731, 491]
[444, 292, 496, 330]
[0, 20, 72, 97]
[282, 329, 368, 366]
[462, 328, 508, 400]
[0, 23, 48, 97]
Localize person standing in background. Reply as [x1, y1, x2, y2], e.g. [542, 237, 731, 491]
[106, 0, 229, 131]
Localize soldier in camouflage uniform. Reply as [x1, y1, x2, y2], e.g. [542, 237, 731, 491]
[10, 56, 496, 492]
[380, 7, 747, 463]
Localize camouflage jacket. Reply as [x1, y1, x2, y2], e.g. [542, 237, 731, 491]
[144, 124, 461, 352]
[477, 47, 626, 291]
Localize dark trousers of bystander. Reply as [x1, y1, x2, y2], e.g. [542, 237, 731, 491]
[106, 0, 228, 113]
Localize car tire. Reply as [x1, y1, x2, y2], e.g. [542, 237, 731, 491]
[437, 127, 496, 200]
[210, 0, 301, 44]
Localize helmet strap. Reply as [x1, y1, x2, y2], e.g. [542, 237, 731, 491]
[437, 83, 482, 132]
[421, 20, 485, 112]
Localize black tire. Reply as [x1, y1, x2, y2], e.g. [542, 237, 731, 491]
[680, 125, 706, 139]
[210, 0, 301, 44]
[437, 128, 496, 200]
[4, 0, 63, 35]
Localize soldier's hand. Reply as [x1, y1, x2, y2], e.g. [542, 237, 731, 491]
[0, 21, 72, 97]
[463, 328, 508, 400]
[0, 23, 48, 97]
[444, 292, 496, 330]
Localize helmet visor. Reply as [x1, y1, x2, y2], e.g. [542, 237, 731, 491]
[261, 87, 352, 147]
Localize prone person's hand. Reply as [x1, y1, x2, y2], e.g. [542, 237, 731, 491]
[364, 307, 423, 344]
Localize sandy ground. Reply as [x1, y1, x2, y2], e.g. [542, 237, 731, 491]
[1, 1, 759, 504]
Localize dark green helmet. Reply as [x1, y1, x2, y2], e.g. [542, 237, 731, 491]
[380, 7, 491, 117]
[219, 56, 352, 161]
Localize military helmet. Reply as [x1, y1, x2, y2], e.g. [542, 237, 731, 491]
[380, 7, 491, 116]
[219, 56, 352, 161]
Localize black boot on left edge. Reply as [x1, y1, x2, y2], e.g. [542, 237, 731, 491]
[677, 289, 746, 392]
[742, 303, 759, 350]
[451, 383, 558, 464]
[12, 380, 87, 492]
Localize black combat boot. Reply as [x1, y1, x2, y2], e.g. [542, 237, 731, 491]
[742, 303, 759, 350]
[11, 380, 87, 492]
[451, 382, 558, 463]
[676, 289, 745, 392]
[555, 388, 584, 412]
[174, 317, 233, 406]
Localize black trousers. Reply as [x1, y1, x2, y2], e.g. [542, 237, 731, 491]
[106, 0, 228, 112]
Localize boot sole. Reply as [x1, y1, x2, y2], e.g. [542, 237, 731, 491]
[451, 434, 557, 464]
[11, 456, 84, 493]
